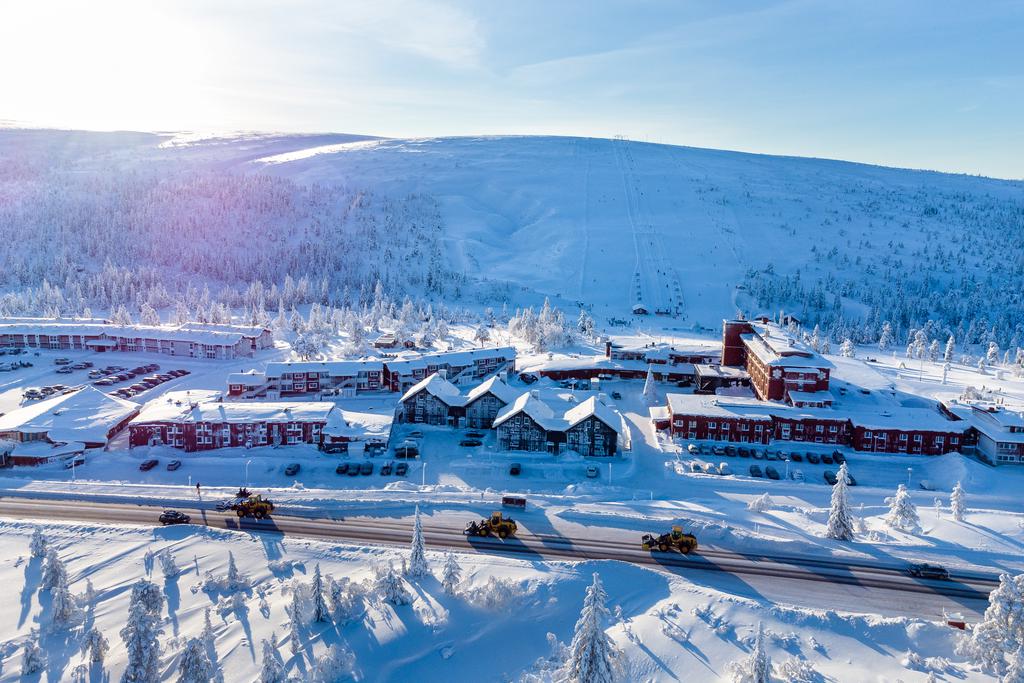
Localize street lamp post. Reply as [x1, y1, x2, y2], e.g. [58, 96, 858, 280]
[245, 459, 252, 489]
[422, 461, 427, 487]
[906, 467, 913, 487]
[784, 457, 790, 480]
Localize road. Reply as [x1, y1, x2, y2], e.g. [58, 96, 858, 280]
[0, 496, 995, 621]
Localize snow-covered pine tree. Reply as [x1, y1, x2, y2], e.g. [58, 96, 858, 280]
[200, 607, 216, 658]
[83, 626, 110, 662]
[41, 546, 68, 589]
[825, 462, 855, 541]
[311, 563, 329, 623]
[21, 632, 46, 675]
[29, 526, 48, 558]
[988, 341, 1001, 366]
[885, 484, 921, 533]
[226, 552, 245, 590]
[729, 622, 772, 683]
[120, 579, 164, 683]
[441, 550, 463, 595]
[957, 572, 1024, 675]
[407, 506, 429, 577]
[944, 335, 955, 362]
[375, 564, 412, 605]
[840, 338, 855, 358]
[642, 366, 657, 406]
[564, 572, 619, 683]
[878, 322, 893, 351]
[288, 584, 302, 655]
[160, 549, 180, 578]
[259, 636, 286, 683]
[950, 481, 967, 522]
[1005, 645, 1024, 683]
[51, 572, 79, 627]
[176, 637, 215, 683]
[928, 339, 939, 362]
[821, 337, 831, 354]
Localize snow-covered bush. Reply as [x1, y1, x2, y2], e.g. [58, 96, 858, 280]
[21, 632, 46, 675]
[41, 546, 68, 589]
[884, 484, 921, 532]
[776, 656, 821, 682]
[176, 637, 216, 683]
[83, 626, 110, 663]
[747, 493, 774, 512]
[729, 623, 771, 683]
[374, 564, 412, 606]
[310, 643, 356, 683]
[29, 527, 48, 558]
[464, 575, 537, 612]
[160, 549, 181, 578]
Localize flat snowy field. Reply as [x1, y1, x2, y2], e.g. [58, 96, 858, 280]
[0, 519, 992, 682]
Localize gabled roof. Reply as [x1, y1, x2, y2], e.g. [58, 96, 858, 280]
[265, 359, 384, 377]
[564, 396, 623, 435]
[493, 392, 557, 430]
[227, 369, 267, 385]
[398, 372, 466, 406]
[465, 375, 519, 406]
[384, 346, 516, 373]
[0, 386, 139, 443]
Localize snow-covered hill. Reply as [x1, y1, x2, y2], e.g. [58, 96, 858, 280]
[2, 129, 1023, 346]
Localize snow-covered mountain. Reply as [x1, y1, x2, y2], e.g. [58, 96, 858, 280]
[2, 129, 1022, 346]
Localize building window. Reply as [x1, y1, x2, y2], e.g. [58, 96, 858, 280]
[816, 425, 824, 433]
[864, 431, 872, 438]
[708, 422, 716, 429]
[935, 436, 945, 445]
[951, 436, 959, 445]
[689, 421, 697, 429]
[829, 425, 837, 433]
[914, 434, 923, 443]
[899, 434, 908, 441]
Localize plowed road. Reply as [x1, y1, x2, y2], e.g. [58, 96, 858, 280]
[0, 497, 995, 616]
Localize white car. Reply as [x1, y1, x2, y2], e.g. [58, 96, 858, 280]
[790, 469, 805, 481]
[687, 443, 699, 454]
[718, 462, 731, 475]
[703, 463, 720, 475]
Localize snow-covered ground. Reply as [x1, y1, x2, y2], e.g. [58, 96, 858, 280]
[0, 519, 994, 682]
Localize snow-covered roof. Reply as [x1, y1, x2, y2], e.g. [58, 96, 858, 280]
[492, 391, 624, 435]
[788, 390, 834, 404]
[666, 393, 775, 421]
[741, 332, 831, 370]
[131, 397, 335, 424]
[493, 392, 558, 430]
[564, 396, 623, 435]
[384, 346, 516, 373]
[0, 386, 139, 444]
[398, 372, 465, 406]
[0, 318, 268, 345]
[265, 359, 383, 377]
[465, 375, 519, 405]
[323, 408, 392, 441]
[227, 369, 267, 385]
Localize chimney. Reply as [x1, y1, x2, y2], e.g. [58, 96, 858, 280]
[530, 389, 540, 400]
[438, 369, 447, 380]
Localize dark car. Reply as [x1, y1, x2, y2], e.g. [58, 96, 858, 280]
[465, 431, 485, 438]
[156, 374, 173, 382]
[806, 453, 821, 464]
[284, 463, 300, 476]
[725, 445, 737, 457]
[749, 465, 764, 478]
[845, 473, 858, 486]
[380, 462, 393, 476]
[395, 462, 409, 476]
[360, 461, 373, 475]
[63, 457, 86, 469]
[738, 447, 751, 458]
[459, 439, 483, 447]
[611, 391, 622, 400]
[139, 459, 159, 471]
[510, 462, 522, 476]
[833, 451, 846, 464]
[824, 470, 838, 485]
[167, 460, 182, 471]
[159, 510, 191, 526]
[821, 453, 835, 465]
[335, 462, 350, 475]
[789, 452, 803, 462]
[347, 464, 361, 476]
[765, 466, 781, 480]
[752, 449, 765, 460]
[908, 563, 949, 580]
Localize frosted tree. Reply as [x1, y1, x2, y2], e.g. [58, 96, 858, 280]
[821, 337, 830, 355]
[160, 549, 180, 578]
[200, 608, 216, 658]
[21, 632, 46, 675]
[29, 526, 48, 558]
[825, 462, 855, 541]
[83, 626, 110, 663]
[730, 622, 772, 683]
[41, 546, 68, 589]
[988, 341, 1001, 366]
[139, 303, 160, 326]
[311, 563, 329, 623]
[120, 579, 164, 683]
[912, 329, 928, 359]
[288, 584, 302, 655]
[176, 637, 215, 683]
[944, 335, 955, 362]
[809, 325, 822, 352]
[747, 493, 774, 512]
[259, 636, 286, 683]
[226, 552, 245, 590]
[1005, 645, 1024, 683]
[564, 573, 619, 683]
[311, 644, 356, 683]
[407, 506, 429, 577]
[885, 484, 921, 533]
[642, 366, 658, 405]
[878, 322, 893, 351]
[950, 481, 967, 522]
[839, 338, 855, 358]
[957, 572, 1024, 675]
[441, 550, 463, 595]
[978, 356, 988, 374]
[942, 362, 950, 385]
[51, 571, 80, 627]
[928, 339, 939, 361]
[375, 564, 412, 605]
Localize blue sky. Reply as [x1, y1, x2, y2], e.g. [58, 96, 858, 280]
[2, 0, 1022, 178]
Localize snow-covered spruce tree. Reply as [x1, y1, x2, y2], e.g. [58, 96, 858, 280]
[83, 626, 110, 663]
[730, 622, 772, 683]
[878, 322, 893, 352]
[225, 552, 245, 590]
[311, 563, 329, 623]
[885, 483, 921, 533]
[1005, 645, 1024, 683]
[259, 636, 286, 683]
[928, 339, 940, 362]
[642, 366, 658, 406]
[944, 335, 956, 362]
[950, 481, 967, 522]
[176, 637, 215, 683]
[747, 493, 774, 512]
[29, 526, 48, 558]
[825, 462, 855, 541]
[288, 585, 302, 655]
[441, 550, 463, 595]
[120, 579, 164, 683]
[988, 341, 1001, 366]
[564, 572, 620, 683]
[22, 632, 47, 675]
[407, 506, 429, 578]
[311, 644, 356, 683]
[957, 572, 1024, 675]
[200, 607, 216, 659]
[839, 338, 855, 358]
[376, 564, 412, 606]
[51, 572, 80, 627]
[160, 549, 180, 578]
[41, 546, 68, 589]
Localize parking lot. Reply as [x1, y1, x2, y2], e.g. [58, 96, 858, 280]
[673, 440, 858, 487]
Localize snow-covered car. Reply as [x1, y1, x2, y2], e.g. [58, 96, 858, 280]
[54, 357, 71, 365]
[395, 462, 409, 477]
[690, 461, 703, 473]
[63, 457, 86, 469]
[711, 446, 726, 456]
[749, 465, 764, 478]
[159, 510, 191, 526]
[718, 462, 731, 475]
[380, 462, 393, 476]
[908, 563, 949, 580]
[55, 366, 74, 374]
[821, 453, 835, 465]
[167, 460, 182, 471]
[335, 462, 349, 475]
[687, 444, 699, 454]
[284, 463, 300, 476]
[215, 500, 234, 511]
[585, 465, 599, 478]
[790, 469, 805, 481]
[360, 462, 374, 475]
[806, 453, 821, 464]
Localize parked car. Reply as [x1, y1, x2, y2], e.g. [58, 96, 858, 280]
[718, 462, 732, 475]
[789, 452, 803, 462]
[360, 462, 373, 475]
[765, 466, 781, 480]
[725, 445, 737, 457]
[765, 450, 779, 461]
[712, 445, 726, 456]
[690, 461, 703, 473]
[823, 470, 838, 485]
[394, 440, 420, 458]
[611, 391, 622, 400]
[347, 464, 361, 477]
[509, 462, 522, 476]
[63, 457, 86, 469]
[586, 465, 599, 478]
[159, 510, 191, 525]
[130, 384, 148, 392]
[167, 460, 182, 471]
[752, 449, 765, 460]
[806, 453, 821, 464]
[395, 462, 409, 476]
[139, 459, 159, 471]
[71, 362, 89, 370]
[687, 444, 700, 454]
[790, 469, 805, 481]
[908, 563, 949, 580]
[704, 463, 720, 475]
[459, 439, 483, 447]
[832, 451, 846, 464]
[749, 465, 764, 478]
[335, 462, 350, 475]
[54, 357, 71, 365]
[380, 462, 393, 476]
[821, 453, 835, 465]
[465, 431, 485, 438]
[738, 447, 751, 458]
[845, 473, 858, 486]
[284, 463, 300, 476]
[55, 366, 74, 374]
